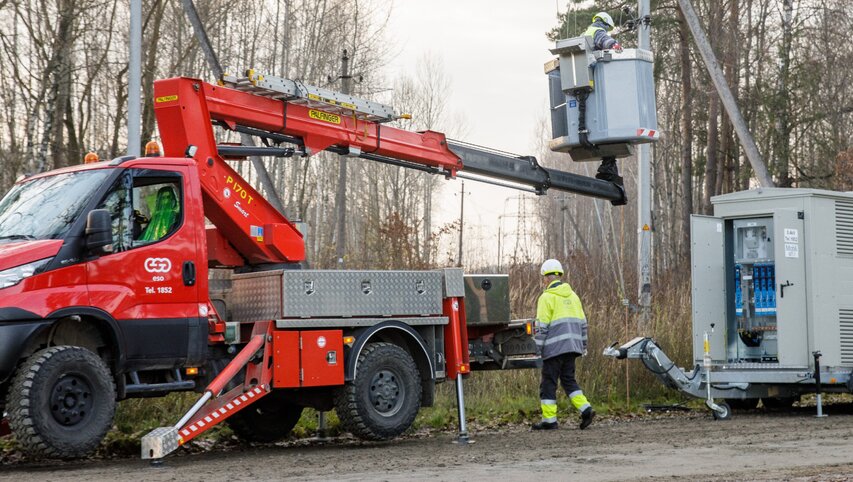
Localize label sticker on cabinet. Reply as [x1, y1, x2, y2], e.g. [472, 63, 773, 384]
[784, 228, 799, 243]
[785, 243, 799, 258]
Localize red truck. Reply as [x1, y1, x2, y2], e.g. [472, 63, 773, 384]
[0, 72, 626, 459]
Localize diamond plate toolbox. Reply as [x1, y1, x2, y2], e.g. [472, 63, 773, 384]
[230, 270, 445, 320]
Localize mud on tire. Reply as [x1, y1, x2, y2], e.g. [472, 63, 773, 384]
[334, 342, 421, 441]
[226, 393, 304, 443]
[6, 346, 116, 459]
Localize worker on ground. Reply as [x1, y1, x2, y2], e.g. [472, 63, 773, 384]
[584, 12, 622, 52]
[532, 259, 595, 430]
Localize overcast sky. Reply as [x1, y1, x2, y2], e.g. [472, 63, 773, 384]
[386, 1, 559, 154]
[385, 2, 564, 266]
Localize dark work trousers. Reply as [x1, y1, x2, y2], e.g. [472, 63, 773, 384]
[540, 352, 581, 402]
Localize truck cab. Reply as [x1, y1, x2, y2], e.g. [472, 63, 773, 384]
[0, 158, 211, 457]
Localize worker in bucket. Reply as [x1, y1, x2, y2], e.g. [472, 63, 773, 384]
[532, 259, 595, 430]
[584, 11, 623, 52]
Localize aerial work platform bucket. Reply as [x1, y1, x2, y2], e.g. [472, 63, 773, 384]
[546, 36, 658, 162]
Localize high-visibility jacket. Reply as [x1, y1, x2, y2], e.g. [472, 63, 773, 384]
[534, 280, 588, 360]
[583, 20, 618, 51]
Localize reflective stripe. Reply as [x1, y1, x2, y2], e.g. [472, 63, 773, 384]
[542, 416, 557, 423]
[540, 399, 557, 405]
[544, 333, 585, 346]
[548, 316, 586, 326]
[569, 391, 591, 412]
[541, 402, 558, 420]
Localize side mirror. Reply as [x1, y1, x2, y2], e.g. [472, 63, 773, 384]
[85, 209, 113, 254]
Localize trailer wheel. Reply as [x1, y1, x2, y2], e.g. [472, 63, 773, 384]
[712, 401, 732, 420]
[334, 342, 421, 441]
[5, 346, 115, 458]
[226, 394, 303, 443]
[725, 398, 759, 410]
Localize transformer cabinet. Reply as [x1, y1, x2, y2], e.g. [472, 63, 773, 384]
[694, 188, 853, 372]
[606, 188, 853, 416]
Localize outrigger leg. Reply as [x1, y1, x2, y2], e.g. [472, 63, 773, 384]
[141, 321, 275, 461]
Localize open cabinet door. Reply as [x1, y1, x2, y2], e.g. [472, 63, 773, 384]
[691, 215, 728, 363]
[773, 210, 809, 367]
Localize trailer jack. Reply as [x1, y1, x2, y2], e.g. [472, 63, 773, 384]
[603, 336, 729, 420]
[142, 322, 274, 461]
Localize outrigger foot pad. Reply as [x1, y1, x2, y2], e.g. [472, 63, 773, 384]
[142, 426, 179, 460]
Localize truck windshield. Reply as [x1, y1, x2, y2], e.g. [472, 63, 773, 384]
[0, 169, 112, 242]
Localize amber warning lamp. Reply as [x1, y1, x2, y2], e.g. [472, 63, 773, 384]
[83, 152, 99, 164]
[145, 140, 162, 157]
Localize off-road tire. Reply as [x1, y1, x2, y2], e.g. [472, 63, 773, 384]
[6, 346, 115, 458]
[334, 342, 421, 441]
[226, 393, 303, 443]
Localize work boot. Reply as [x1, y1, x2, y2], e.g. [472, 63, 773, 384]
[579, 407, 595, 430]
[531, 420, 559, 430]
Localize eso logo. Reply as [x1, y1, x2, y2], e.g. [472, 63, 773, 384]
[144, 257, 172, 273]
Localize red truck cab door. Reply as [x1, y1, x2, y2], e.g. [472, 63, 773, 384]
[86, 165, 207, 370]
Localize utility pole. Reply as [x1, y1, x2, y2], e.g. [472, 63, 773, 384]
[334, 49, 352, 268]
[457, 180, 465, 267]
[676, 0, 773, 187]
[127, 0, 142, 157]
[179, 0, 287, 216]
[637, 0, 652, 325]
[497, 215, 502, 271]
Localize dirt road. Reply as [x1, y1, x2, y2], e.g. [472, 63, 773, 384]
[3, 406, 853, 481]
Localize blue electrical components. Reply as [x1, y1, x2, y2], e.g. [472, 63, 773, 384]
[735, 264, 743, 316]
[752, 262, 776, 316]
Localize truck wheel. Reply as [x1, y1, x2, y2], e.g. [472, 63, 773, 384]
[334, 342, 421, 441]
[6, 346, 115, 458]
[226, 394, 303, 443]
[725, 398, 759, 410]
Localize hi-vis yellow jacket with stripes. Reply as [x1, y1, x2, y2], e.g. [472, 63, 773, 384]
[534, 280, 588, 360]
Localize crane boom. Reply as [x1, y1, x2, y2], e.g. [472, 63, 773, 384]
[153, 74, 626, 266]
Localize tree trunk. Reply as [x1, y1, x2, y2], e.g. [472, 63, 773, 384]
[701, 0, 722, 214]
[678, 8, 693, 259]
[773, 0, 794, 187]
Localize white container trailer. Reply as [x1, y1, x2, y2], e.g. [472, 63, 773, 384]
[606, 188, 853, 417]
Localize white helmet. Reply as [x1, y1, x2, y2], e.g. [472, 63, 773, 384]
[593, 12, 615, 29]
[540, 259, 564, 276]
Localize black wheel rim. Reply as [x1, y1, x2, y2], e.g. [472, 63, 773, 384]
[50, 374, 93, 426]
[369, 369, 404, 417]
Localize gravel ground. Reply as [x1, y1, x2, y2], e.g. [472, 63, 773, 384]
[3, 404, 853, 481]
